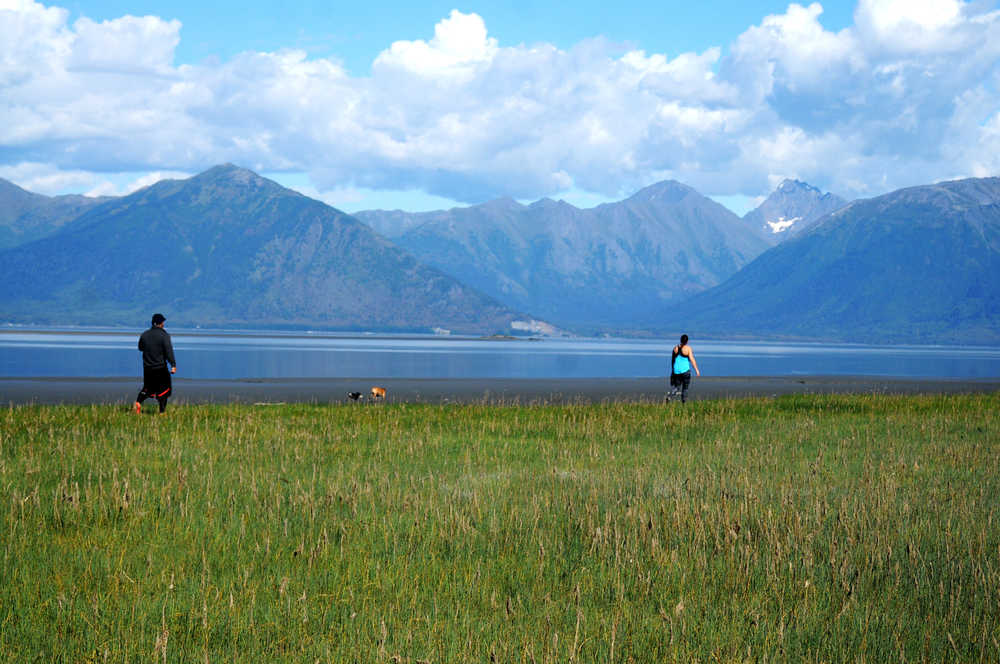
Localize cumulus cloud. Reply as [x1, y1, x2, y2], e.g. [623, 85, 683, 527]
[0, 160, 189, 196]
[69, 14, 180, 74]
[0, 161, 95, 195]
[1, 0, 999, 205]
[855, 0, 966, 52]
[85, 170, 192, 197]
[373, 9, 498, 79]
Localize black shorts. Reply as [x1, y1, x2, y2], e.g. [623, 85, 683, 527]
[141, 365, 172, 398]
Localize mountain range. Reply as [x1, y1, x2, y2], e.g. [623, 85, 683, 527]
[356, 181, 771, 331]
[1, 167, 997, 343]
[0, 178, 110, 250]
[0, 165, 531, 333]
[681, 177, 1000, 343]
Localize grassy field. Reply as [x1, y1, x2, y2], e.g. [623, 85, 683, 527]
[1, 393, 998, 662]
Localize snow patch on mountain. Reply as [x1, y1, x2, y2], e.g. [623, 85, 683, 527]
[767, 216, 802, 234]
[744, 180, 847, 243]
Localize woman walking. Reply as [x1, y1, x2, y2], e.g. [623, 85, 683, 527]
[669, 334, 700, 403]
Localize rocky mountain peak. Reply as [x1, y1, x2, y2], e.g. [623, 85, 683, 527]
[626, 179, 696, 205]
[528, 197, 578, 212]
[476, 196, 525, 213]
[777, 179, 819, 194]
[744, 179, 847, 241]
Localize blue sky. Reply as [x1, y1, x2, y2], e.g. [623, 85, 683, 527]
[3, 0, 998, 215]
[64, 1, 857, 74]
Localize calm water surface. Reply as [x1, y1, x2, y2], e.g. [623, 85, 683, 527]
[1, 328, 999, 380]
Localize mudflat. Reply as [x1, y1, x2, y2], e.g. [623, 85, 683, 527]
[2, 375, 998, 406]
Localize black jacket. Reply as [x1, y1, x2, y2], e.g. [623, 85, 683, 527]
[138, 326, 176, 369]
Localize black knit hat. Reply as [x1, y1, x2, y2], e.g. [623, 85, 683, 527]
[151, 313, 166, 325]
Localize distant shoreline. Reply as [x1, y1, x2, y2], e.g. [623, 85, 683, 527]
[4, 326, 998, 348]
[2, 376, 998, 406]
[0, 327, 546, 342]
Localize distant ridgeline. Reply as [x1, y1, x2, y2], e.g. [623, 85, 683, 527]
[1, 166, 998, 343]
[356, 180, 771, 331]
[0, 166, 530, 335]
[677, 178, 1000, 344]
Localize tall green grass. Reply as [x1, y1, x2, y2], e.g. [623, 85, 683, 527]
[1, 394, 998, 662]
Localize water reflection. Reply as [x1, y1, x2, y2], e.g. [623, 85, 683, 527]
[1, 329, 998, 380]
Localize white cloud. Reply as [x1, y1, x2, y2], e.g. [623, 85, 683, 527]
[862, 0, 961, 30]
[855, 0, 966, 52]
[69, 14, 181, 74]
[373, 10, 497, 79]
[1, 0, 999, 207]
[0, 0, 70, 87]
[0, 161, 191, 196]
[0, 161, 93, 194]
[85, 170, 191, 197]
[729, 2, 861, 94]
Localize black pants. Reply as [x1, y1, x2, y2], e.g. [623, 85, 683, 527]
[136, 365, 172, 413]
[669, 371, 692, 403]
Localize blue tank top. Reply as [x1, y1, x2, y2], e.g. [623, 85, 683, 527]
[673, 349, 690, 374]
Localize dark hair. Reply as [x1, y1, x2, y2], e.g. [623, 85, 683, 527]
[151, 313, 166, 326]
[680, 334, 689, 345]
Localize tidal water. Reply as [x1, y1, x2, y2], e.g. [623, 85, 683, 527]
[1, 328, 998, 380]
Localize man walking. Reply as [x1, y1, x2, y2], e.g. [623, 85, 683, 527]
[134, 313, 177, 414]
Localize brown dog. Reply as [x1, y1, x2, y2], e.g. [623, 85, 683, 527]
[370, 386, 387, 400]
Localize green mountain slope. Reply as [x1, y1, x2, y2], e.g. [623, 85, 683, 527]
[357, 181, 771, 332]
[0, 165, 528, 333]
[0, 178, 109, 250]
[681, 177, 1000, 343]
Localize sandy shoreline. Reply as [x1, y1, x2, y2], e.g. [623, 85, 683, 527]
[2, 375, 998, 406]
